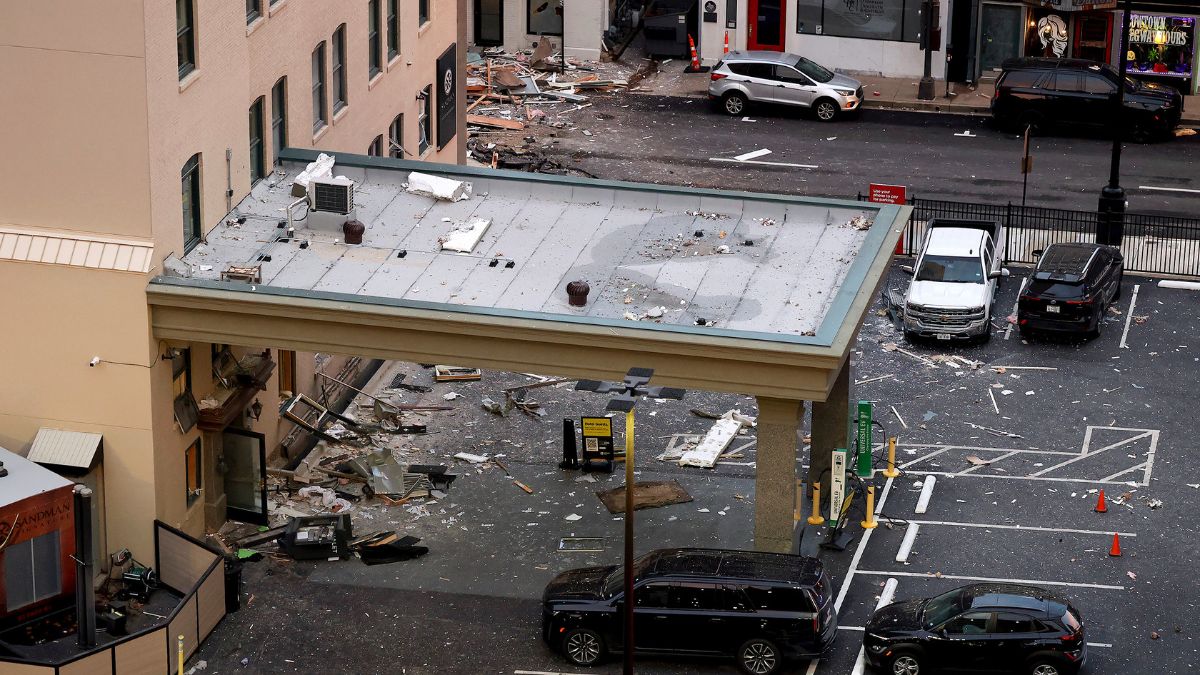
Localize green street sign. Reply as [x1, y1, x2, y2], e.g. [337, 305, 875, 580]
[856, 400, 873, 477]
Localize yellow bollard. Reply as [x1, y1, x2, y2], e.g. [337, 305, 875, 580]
[177, 635, 184, 675]
[861, 485, 879, 529]
[807, 483, 826, 526]
[883, 436, 900, 478]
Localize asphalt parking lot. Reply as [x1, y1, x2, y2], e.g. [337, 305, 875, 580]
[196, 264, 1200, 674]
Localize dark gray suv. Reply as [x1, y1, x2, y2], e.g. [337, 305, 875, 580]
[708, 51, 863, 121]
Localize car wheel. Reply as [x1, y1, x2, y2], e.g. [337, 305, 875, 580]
[1129, 124, 1154, 144]
[1028, 657, 1065, 675]
[1018, 111, 1045, 136]
[1088, 307, 1103, 339]
[815, 98, 840, 122]
[1019, 325, 1034, 341]
[903, 330, 920, 344]
[562, 628, 604, 667]
[722, 92, 748, 116]
[737, 638, 781, 675]
[887, 650, 924, 675]
[1113, 270, 1124, 301]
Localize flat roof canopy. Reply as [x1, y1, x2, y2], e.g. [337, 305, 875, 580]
[149, 150, 908, 401]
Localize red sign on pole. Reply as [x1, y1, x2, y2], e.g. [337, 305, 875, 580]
[868, 183, 908, 254]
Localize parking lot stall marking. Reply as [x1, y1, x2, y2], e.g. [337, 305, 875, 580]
[1119, 283, 1141, 349]
[709, 157, 819, 169]
[850, 578, 900, 675]
[914, 475, 936, 514]
[905, 519, 1136, 538]
[854, 570, 1125, 591]
[895, 523, 920, 562]
[955, 450, 1022, 475]
[1100, 461, 1148, 483]
[899, 447, 955, 469]
[1029, 431, 1154, 478]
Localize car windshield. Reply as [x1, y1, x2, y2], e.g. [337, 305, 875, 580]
[1093, 64, 1139, 92]
[916, 255, 984, 283]
[922, 589, 963, 629]
[792, 56, 834, 83]
[602, 552, 660, 598]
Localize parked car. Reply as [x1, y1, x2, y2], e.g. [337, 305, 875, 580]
[1017, 242, 1123, 339]
[991, 57, 1182, 142]
[863, 583, 1087, 675]
[708, 50, 863, 121]
[542, 548, 837, 674]
[901, 219, 1008, 343]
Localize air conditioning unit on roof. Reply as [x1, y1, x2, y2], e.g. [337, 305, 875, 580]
[306, 177, 356, 231]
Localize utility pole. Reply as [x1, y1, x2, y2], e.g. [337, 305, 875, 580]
[1098, 1, 1133, 247]
[576, 368, 684, 675]
[917, 0, 936, 100]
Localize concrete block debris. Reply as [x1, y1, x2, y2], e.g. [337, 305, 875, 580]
[406, 171, 473, 202]
[440, 218, 492, 253]
[679, 410, 756, 468]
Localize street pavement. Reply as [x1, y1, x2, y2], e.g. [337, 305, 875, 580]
[194, 266, 1200, 674]
[532, 94, 1200, 217]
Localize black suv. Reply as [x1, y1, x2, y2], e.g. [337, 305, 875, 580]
[991, 57, 1182, 141]
[542, 548, 837, 674]
[1018, 242, 1124, 339]
[864, 583, 1087, 675]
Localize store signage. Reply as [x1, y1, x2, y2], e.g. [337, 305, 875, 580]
[1023, 1, 1117, 11]
[869, 183, 907, 205]
[1129, 15, 1192, 47]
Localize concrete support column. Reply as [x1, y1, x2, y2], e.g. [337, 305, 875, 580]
[753, 397, 805, 553]
[808, 359, 850, 505]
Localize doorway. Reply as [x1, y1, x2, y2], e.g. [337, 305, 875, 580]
[978, 3, 1024, 77]
[474, 0, 503, 46]
[1074, 14, 1112, 63]
[222, 428, 268, 526]
[748, 0, 786, 51]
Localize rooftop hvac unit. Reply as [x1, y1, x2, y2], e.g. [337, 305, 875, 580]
[306, 177, 356, 231]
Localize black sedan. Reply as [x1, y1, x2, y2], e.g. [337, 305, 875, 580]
[1018, 242, 1123, 339]
[863, 583, 1086, 675]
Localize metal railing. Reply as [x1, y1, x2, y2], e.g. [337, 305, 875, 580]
[870, 196, 1200, 278]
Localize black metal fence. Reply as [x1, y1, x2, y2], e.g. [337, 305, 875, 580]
[880, 197, 1200, 278]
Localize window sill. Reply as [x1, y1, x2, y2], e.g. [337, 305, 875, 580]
[418, 21, 432, 37]
[246, 16, 265, 37]
[386, 54, 403, 72]
[332, 104, 349, 124]
[268, 0, 288, 17]
[367, 71, 385, 90]
[313, 124, 329, 142]
[179, 69, 201, 93]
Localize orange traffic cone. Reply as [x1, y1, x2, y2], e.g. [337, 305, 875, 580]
[1109, 533, 1122, 557]
[1094, 489, 1107, 513]
[684, 34, 709, 73]
[723, 31, 730, 54]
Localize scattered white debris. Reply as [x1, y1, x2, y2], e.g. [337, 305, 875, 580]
[442, 392, 463, 400]
[453, 452, 489, 463]
[440, 218, 492, 253]
[564, 513, 582, 521]
[406, 171, 472, 201]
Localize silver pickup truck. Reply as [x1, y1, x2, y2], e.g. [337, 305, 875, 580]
[900, 219, 1008, 343]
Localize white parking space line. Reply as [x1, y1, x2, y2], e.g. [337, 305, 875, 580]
[855, 570, 1125, 591]
[733, 148, 773, 161]
[1101, 462, 1148, 482]
[1004, 278, 1027, 341]
[902, 471, 1146, 486]
[1119, 283, 1141, 349]
[914, 475, 936, 514]
[709, 157, 819, 169]
[895, 523, 921, 562]
[804, 476, 896, 675]
[1138, 185, 1200, 194]
[906, 519, 1136, 537]
[899, 447, 954, 468]
[1029, 432, 1153, 477]
[956, 450, 1022, 475]
[850, 579, 900, 675]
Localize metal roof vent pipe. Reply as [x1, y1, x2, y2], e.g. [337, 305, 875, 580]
[566, 280, 590, 307]
[342, 219, 365, 245]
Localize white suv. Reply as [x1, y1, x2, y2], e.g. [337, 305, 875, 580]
[708, 51, 863, 122]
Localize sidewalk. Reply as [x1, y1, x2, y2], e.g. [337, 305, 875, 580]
[632, 64, 1200, 123]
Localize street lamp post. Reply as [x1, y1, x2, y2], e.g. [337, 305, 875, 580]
[917, 0, 936, 100]
[1098, 1, 1133, 246]
[576, 368, 684, 675]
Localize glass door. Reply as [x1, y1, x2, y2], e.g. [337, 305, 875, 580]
[748, 0, 786, 51]
[222, 428, 268, 525]
[474, 0, 503, 46]
[978, 3, 1024, 75]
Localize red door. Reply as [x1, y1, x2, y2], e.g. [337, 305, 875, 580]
[748, 0, 787, 51]
[1073, 14, 1112, 63]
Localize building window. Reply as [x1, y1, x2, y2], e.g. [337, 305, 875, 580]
[389, 113, 404, 157]
[172, 347, 192, 398]
[368, 135, 384, 156]
[249, 97, 265, 183]
[418, 86, 431, 155]
[177, 0, 196, 79]
[795, 0, 920, 43]
[246, 0, 261, 24]
[332, 25, 347, 113]
[369, 0, 382, 77]
[271, 77, 287, 166]
[181, 154, 202, 252]
[528, 0, 562, 36]
[279, 349, 297, 395]
[475, 0, 504, 46]
[419, 0, 430, 26]
[312, 42, 327, 133]
[4, 532, 62, 612]
[185, 438, 202, 506]
[387, 0, 400, 60]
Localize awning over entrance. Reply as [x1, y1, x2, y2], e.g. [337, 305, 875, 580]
[149, 149, 908, 402]
[27, 427, 102, 473]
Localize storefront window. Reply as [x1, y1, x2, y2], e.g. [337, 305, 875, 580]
[795, 0, 920, 43]
[1127, 14, 1193, 84]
